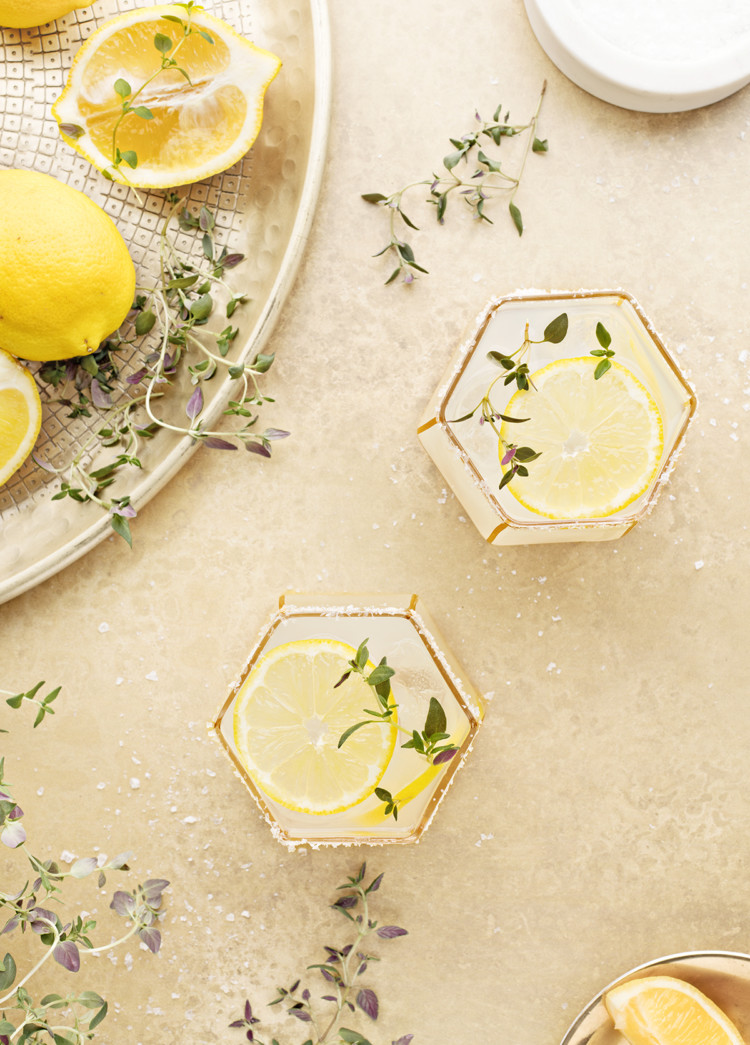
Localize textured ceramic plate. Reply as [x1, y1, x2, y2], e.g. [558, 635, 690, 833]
[0, 0, 331, 605]
[560, 951, 750, 1045]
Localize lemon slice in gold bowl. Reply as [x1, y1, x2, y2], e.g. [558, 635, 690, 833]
[52, 4, 281, 189]
[233, 640, 397, 816]
[605, 975, 746, 1045]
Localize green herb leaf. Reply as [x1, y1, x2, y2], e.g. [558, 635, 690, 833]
[509, 201, 523, 235]
[154, 32, 173, 53]
[114, 78, 131, 98]
[532, 137, 548, 152]
[543, 312, 568, 344]
[594, 358, 612, 380]
[596, 321, 612, 349]
[424, 697, 447, 738]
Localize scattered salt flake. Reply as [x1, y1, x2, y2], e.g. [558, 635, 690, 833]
[115, 677, 124, 685]
[472, 272, 483, 282]
[546, 662, 557, 672]
[241, 910, 250, 918]
[437, 488, 448, 504]
[183, 816, 198, 824]
[124, 952, 134, 971]
[145, 670, 159, 682]
[695, 560, 704, 570]
[60, 849, 76, 864]
[130, 778, 140, 790]
[98, 622, 109, 633]
[226, 913, 235, 922]
[205, 768, 216, 777]
[97, 782, 106, 790]
[37, 786, 44, 796]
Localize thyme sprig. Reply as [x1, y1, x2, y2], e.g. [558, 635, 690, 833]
[230, 864, 412, 1045]
[0, 681, 61, 729]
[590, 321, 615, 379]
[451, 312, 569, 490]
[335, 640, 459, 822]
[362, 83, 548, 284]
[0, 682, 168, 1043]
[35, 196, 288, 546]
[59, 3, 211, 189]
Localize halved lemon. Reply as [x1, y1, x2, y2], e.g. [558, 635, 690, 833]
[499, 357, 663, 519]
[233, 640, 397, 816]
[52, 5, 281, 189]
[604, 975, 746, 1045]
[0, 348, 42, 487]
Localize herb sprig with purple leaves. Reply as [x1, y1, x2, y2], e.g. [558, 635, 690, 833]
[36, 195, 288, 546]
[0, 682, 168, 1043]
[362, 83, 548, 285]
[335, 640, 459, 822]
[230, 863, 412, 1045]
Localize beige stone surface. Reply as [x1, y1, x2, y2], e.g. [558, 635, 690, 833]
[2, 1, 750, 1043]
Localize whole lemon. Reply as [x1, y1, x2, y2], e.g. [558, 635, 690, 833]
[0, 1, 87, 28]
[0, 170, 135, 362]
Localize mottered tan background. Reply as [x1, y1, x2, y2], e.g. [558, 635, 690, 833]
[2, 0, 750, 1042]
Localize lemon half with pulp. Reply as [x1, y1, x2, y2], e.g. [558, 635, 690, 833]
[0, 348, 42, 487]
[53, 5, 281, 188]
[233, 640, 397, 816]
[499, 357, 663, 519]
[604, 975, 746, 1045]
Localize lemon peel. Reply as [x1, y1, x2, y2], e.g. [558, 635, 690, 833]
[0, 0, 86, 28]
[52, 4, 281, 189]
[0, 170, 135, 363]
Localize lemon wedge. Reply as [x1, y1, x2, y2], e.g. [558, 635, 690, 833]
[52, 4, 281, 189]
[604, 975, 746, 1045]
[499, 357, 663, 519]
[233, 640, 397, 816]
[0, 348, 42, 487]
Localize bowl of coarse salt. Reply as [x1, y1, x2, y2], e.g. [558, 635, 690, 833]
[524, 0, 750, 112]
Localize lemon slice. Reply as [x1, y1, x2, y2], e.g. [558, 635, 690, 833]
[52, 5, 281, 189]
[0, 349, 42, 487]
[499, 357, 663, 519]
[233, 640, 397, 816]
[604, 975, 746, 1045]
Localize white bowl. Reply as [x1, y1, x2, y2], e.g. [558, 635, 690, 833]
[524, 0, 750, 112]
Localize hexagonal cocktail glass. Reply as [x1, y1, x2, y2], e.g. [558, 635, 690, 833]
[418, 290, 696, 544]
[211, 593, 484, 848]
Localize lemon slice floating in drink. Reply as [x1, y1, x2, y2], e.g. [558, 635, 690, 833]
[499, 356, 663, 519]
[604, 975, 746, 1045]
[53, 4, 281, 189]
[233, 640, 397, 816]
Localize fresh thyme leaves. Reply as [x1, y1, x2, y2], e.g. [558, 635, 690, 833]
[106, 3, 211, 183]
[590, 321, 615, 379]
[35, 196, 288, 546]
[0, 681, 61, 729]
[0, 687, 168, 1042]
[362, 83, 548, 285]
[230, 864, 412, 1045]
[335, 640, 459, 822]
[450, 312, 569, 490]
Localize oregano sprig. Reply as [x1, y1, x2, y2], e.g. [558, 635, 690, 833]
[0, 681, 61, 729]
[362, 83, 548, 285]
[230, 864, 412, 1045]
